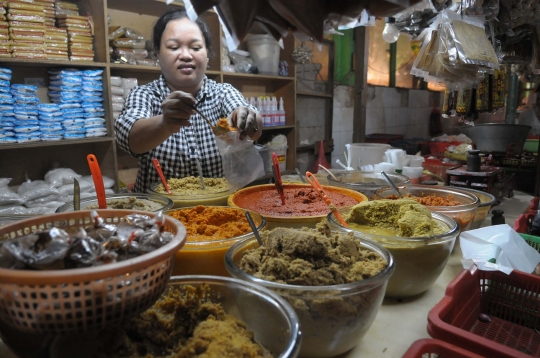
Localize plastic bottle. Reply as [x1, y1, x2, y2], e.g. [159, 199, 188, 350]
[278, 97, 286, 126]
[262, 97, 271, 127]
[271, 96, 279, 126]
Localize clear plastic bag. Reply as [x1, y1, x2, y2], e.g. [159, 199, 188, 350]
[44, 168, 81, 187]
[124, 27, 144, 40]
[215, 131, 265, 193]
[111, 38, 145, 49]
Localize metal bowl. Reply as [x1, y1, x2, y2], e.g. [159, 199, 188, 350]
[459, 123, 531, 154]
[55, 193, 173, 213]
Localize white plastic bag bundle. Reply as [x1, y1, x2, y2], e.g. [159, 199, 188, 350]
[57, 180, 92, 196]
[0, 206, 28, 214]
[80, 175, 115, 189]
[0, 178, 24, 206]
[460, 224, 540, 275]
[45, 168, 82, 187]
[18, 180, 60, 202]
[215, 132, 265, 193]
[24, 201, 65, 209]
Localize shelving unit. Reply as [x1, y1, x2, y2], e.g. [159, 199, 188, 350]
[0, 0, 298, 187]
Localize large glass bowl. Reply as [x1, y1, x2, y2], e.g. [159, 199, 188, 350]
[327, 170, 410, 198]
[228, 183, 368, 229]
[148, 181, 230, 208]
[5, 276, 302, 358]
[225, 233, 395, 358]
[373, 185, 479, 231]
[164, 206, 266, 277]
[328, 208, 459, 298]
[453, 187, 496, 229]
[55, 193, 173, 212]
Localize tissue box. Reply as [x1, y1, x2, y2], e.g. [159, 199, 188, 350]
[428, 267, 540, 358]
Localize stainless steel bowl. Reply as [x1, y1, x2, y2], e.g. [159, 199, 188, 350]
[55, 193, 173, 212]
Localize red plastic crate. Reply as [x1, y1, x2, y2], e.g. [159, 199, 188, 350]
[428, 268, 540, 358]
[403, 339, 484, 358]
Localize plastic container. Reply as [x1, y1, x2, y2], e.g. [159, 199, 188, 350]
[402, 166, 424, 184]
[13, 275, 302, 358]
[524, 138, 539, 152]
[346, 143, 391, 169]
[326, 170, 410, 198]
[55, 193, 173, 212]
[328, 208, 459, 298]
[453, 187, 496, 230]
[148, 182, 230, 208]
[228, 183, 368, 229]
[164, 206, 266, 277]
[246, 34, 280, 76]
[427, 267, 540, 358]
[374, 185, 480, 231]
[403, 339, 484, 358]
[225, 234, 394, 357]
[255, 144, 271, 174]
[267, 144, 287, 172]
[0, 210, 187, 334]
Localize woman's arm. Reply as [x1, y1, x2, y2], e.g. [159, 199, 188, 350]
[219, 83, 263, 140]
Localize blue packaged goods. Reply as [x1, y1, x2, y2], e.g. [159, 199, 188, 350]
[51, 98, 81, 103]
[2, 111, 14, 116]
[81, 96, 103, 102]
[38, 103, 60, 111]
[39, 116, 64, 123]
[0, 137, 17, 142]
[48, 68, 83, 76]
[0, 105, 14, 111]
[41, 135, 63, 141]
[0, 68, 12, 74]
[49, 85, 81, 92]
[50, 79, 82, 86]
[62, 111, 84, 119]
[14, 114, 38, 121]
[0, 72, 11, 81]
[81, 84, 103, 91]
[0, 131, 14, 137]
[84, 111, 104, 118]
[62, 107, 84, 113]
[38, 111, 64, 118]
[40, 125, 63, 132]
[0, 97, 14, 104]
[14, 97, 39, 105]
[86, 131, 107, 137]
[48, 91, 79, 99]
[86, 126, 107, 133]
[0, 125, 14, 130]
[0, 93, 12, 100]
[14, 125, 40, 133]
[58, 103, 81, 109]
[11, 84, 38, 93]
[64, 133, 85, 139]
[82, 69, 103, 76]
[13, 119, 39, 125]
[11, 90, 36, 98]
[85, 117, 105, 124]
[62, 118, 84, 125]
[0, 87, 9, 93]
[0, 79, 10, 87]
[16, 137, 41, 143]
[82, 102, 103, 108]
[64, 128, 85, 134]
[82, 78, 103, 84]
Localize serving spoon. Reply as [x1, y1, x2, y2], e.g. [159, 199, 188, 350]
[381, 171, 403, 198]
[245, 211, 264, 246]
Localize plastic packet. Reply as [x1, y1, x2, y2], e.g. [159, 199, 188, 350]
[215, 131, 265, 192]
[111, 38, 145, 49]
[58, 103, 80, 109]
[7, 13, 45, 23]
[108, 25, 124, 40]
[111, 86, 123, 96]
[38, 103, 60, 112]
[124, 27, 144, 40]
[110, 102, 122, 112]
[12, 84, 37, 93]
[44, 168, 81, 187]
[122, 78, 138, 90]
[110, 76, 122, 87]
[229, 50, 257, 73]
[498, 26, 533, 64]
[111, 95, 124, 103]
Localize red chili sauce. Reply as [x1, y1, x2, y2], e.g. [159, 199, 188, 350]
[235, 187, 359, 217]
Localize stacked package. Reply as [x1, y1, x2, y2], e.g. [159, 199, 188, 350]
[109, 25, 154, 66]
[36, 0, 55, 27]
[7, 1, 47, 59]
[81, 69, 106, 137]
[48, 67, 84, 139]
[55, 2, 94, 62]
[38, 103, 64, 140]
[0, 67, 15, 143]
[12, 84, 41, 143]
[45, 26, 67, 60]
[110, 76, 137, 120]
[0, 5, 9, 57]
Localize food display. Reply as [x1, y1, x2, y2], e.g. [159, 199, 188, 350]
[326, 170, 410, 198]
[374, 185, 479, 231]
[229, 184, 367, 229]
[83, 197, 162, 211]
[226, 223, 394, 357]
[327, 201, 459, 298]
[0, 210, 173, 269]
[165, 206, 265, 276]
[456, 187, 497, 229]
[97, 284, 270, 358]
[56, 194, 173, 213]
[149, 177, 230, 208]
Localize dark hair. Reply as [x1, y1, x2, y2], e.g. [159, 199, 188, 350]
[152, 10, 213, 56]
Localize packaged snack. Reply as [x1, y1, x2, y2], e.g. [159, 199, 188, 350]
[7, 13, 45, 23]
[8, 21, 45, 29]
[111, 38, 145, 49]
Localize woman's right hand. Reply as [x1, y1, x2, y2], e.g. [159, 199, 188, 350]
[161, 91, 196, 133]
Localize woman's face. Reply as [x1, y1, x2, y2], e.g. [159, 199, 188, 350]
[158, 18, 208, 94]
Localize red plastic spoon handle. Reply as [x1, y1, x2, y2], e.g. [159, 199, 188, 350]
[87, 154, 107, 209]
[152, 158, 172, 194]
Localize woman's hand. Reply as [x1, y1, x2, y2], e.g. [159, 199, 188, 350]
[160, 91, 196, 133]
[227, 106, 263, 140]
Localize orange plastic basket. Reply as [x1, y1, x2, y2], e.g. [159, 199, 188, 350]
[403, 339, 483, 358]
[0, 210, 187, 334]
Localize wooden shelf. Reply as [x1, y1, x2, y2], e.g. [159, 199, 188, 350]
[0, 59, 108, 68]
[109, 63, 161, 73]
[296, 90, 333, 98]
[0, 137, 114, 150]
[223, 72, 295, 81]
[262, 125, 295, 131]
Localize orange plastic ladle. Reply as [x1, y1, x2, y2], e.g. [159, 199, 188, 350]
[152, 158, 172, 194]
[305, 171, 348, 227]
[87, 154, 107, 209]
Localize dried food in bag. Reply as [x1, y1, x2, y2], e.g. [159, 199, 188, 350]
[442, 88, 457, 117]
[475, 74, 491, 112]
[490, 67, 506, 109]
[456, 86, 473, 115]
[108, 25, 124, 40]
[111, 38, 145, 49]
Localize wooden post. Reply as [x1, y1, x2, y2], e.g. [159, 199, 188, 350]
[352, 26, 369, 143]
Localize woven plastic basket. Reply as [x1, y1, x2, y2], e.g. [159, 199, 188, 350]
[0, 209, 187, 334]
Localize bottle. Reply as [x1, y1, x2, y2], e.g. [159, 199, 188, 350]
[491, 210, 505, 226]
[271, 96, 279, 126]
[278, 97, 286, 126]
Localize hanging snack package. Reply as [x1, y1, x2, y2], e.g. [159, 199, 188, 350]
[411, 28, 439, 79]
[490, 67, 506, 109]
[475, 73, 491, 112]
[440, 9, 499, 71]
[456, 85, 473, 116]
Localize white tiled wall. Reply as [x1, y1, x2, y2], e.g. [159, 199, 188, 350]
[330, 85, 442, 169]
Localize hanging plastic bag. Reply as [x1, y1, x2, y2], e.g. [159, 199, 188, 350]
[215, 131, 265, 193]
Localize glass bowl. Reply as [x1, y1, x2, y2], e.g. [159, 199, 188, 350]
[148, 181, 230, 208]
[373, 185, 479, 231]
[225, 233, 395, 357]
[328, 207, 458, 298]
[4, 275, 301, 358]
[453, 187, 497, 229]
[55, 193, 173, 212]
[164, 206, 266, 277]
[327, 170, 410, 198]
[228, 183, 368, 230]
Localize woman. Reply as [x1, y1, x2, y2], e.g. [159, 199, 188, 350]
[115, 10, 262, 193]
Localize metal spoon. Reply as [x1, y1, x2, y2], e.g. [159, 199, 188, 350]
[295, 168, 306, 183]
[381, 171, 403, 198]
[245, 212, 264, 246]
[195, 157, 206, 192]
[318, 164, 338, 181]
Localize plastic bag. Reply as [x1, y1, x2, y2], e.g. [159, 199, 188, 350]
[80, 174, 115, 189]
[124, 27, 144, 40]
[17, 180, 60, 202]
[44, 168, 81, 187]
[111, 38, 145, 49]
[0, 180, 23, 206]
[215, 131, 265, 193]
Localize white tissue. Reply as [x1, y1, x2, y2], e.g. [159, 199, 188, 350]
[460, 224, 540, 275]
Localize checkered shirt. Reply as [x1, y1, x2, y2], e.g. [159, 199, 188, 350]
[115, 75, 252, 193]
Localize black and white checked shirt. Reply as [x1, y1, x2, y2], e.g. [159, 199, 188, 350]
[115, 75, 252, 193]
